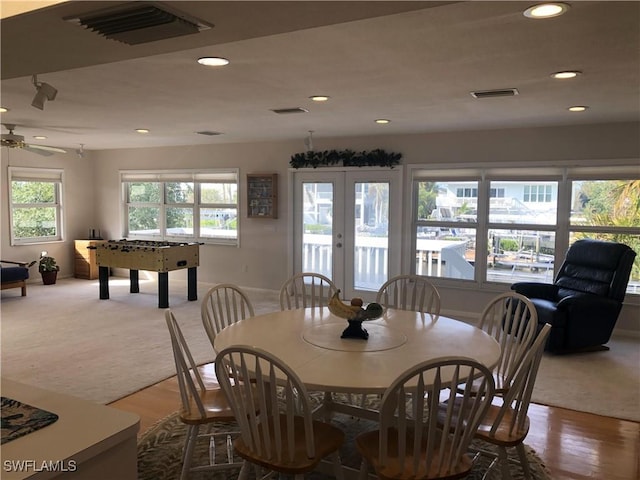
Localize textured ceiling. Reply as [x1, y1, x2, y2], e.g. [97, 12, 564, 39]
[1, 1, 638, 152]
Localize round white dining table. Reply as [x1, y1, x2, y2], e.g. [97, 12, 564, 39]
[214, 306, 501, 396]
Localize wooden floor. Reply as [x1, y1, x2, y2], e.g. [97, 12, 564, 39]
[110, 364, 639, 480]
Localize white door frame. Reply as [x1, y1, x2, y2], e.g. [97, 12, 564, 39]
[288, 167, 402, 300]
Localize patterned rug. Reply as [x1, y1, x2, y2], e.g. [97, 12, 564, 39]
[138, 401, 552, 480]
[1, 397, 59, 444]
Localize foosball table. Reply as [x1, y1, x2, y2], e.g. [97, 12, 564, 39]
[95, 240, 200, 308]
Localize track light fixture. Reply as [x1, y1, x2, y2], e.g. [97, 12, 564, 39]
[31, 75, 58, 110]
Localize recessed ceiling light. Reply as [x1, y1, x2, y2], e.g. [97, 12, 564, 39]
[33, 135, 47, 140]
[523, 3, 569, 19]
[197, 57, 230, 67]
[309, 95, 330, 102]
[568, 106, 588, 112]
[551, 70, 582, 79]
[135, 128, 150, 134]
[375, 119, 391, 124]
[0, 107, 8, 113]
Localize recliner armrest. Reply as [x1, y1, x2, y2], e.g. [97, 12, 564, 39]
[556, 294, 619, 311]
[511, 282, 559, 300]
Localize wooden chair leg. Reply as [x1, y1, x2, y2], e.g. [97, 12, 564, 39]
[330, 451, 345, 480]
[21, 283, 27, 296]
[498, 446, 512, 480]
[181, 424, 199, 480]
[358, 459, 369, 480]
[516, 443, 533, 480]
[238, 461, 251, 480]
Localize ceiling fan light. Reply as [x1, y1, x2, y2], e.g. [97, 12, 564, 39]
[568, 106, 588, 112]
[375, 119, 391, 124]
[309, 95, 330, 102]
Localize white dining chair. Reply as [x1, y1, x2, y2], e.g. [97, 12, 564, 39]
[443, 323, 552, 480]
[376, 274, 441, 318]
[201, 283, 255, 351]
[355, 356, 495, 480]
[473, 292, 538, 395]
[165, 309, 244, 480]
[214, 344, 346, 480]
[279, 272, 338, 310]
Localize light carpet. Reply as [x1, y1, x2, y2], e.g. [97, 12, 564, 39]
[1, 278, 638, 421]
[137, 411, 552, 480]
[0, 277, 280, 405]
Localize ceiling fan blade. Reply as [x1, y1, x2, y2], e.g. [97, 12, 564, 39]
[21, 146, 55, 156]
[25, 143, 67, 154]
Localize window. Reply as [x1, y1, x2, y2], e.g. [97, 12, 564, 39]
[9, 167, 64, 245]
[411, 165, 639, 294]
[523, 184, 553, 203]
[121, 169, 239, 245]
[456, 187, 478, 198]
[569, 179, 640, 293]
[489, 188, 505, 198]
[414, 177, 479, 281]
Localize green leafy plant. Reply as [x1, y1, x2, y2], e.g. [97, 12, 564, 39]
[39, 255, 59, 272]
[290, 149, 402, 169]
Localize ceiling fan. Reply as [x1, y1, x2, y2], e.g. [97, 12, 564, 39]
[1, 124, 67, 156]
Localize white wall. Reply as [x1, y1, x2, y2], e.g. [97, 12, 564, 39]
[1, 147, 96, 275]
[3, 121, 638, 334]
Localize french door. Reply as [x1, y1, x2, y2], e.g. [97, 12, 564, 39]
[292, 168, 402, 300]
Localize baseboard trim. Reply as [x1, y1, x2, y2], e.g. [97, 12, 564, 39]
[443, 309, 640, 340]
[612, 329, 640, 339]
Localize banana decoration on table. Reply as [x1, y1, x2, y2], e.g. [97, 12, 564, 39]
[328, 290, 384, 321]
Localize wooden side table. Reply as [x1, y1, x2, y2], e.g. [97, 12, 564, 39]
[74, 240, 104, 280]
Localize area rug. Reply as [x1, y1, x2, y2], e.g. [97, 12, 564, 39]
[137, 410, 552, 480]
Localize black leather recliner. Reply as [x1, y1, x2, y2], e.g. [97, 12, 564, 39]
[511, 239, 636, 353]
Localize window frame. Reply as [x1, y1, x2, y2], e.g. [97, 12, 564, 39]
[120, 169, 239, 246]
[8, 166, 65, 246]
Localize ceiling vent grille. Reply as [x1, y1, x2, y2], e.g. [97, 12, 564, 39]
[271, 107, 309, 115]
[470, 88, 519, 99]
[196, 131, 222, 136]
[65, 3, 212, 45]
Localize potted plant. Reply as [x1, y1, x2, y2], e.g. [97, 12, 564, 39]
[39, 252, 59, 285]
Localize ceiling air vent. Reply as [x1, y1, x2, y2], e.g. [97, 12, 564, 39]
[65, 3, 213, 45]
[470, 88, 519, 99]
[271, 108, 309, 115]
[196, 131, 222, 136]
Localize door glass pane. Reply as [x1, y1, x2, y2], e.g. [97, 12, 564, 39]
[354, 182, 389, 290]
[302, 182, 333, 278]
